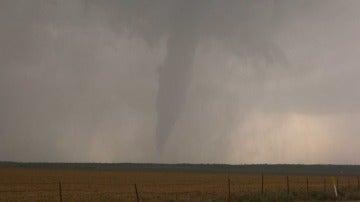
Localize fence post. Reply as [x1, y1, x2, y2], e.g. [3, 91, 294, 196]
[227, 178, 231, 202]
[286, 176, 289, 195]
[261, 173, 264, 195]
[306, 177, 309, 195]
[337, 177, 339, 192]
[332, 176, 338, 198]
[59, 182, 63, 202]
[134, 184, 140, 202]
[358, 176, 359, 189]
[323, 178, 326, 193]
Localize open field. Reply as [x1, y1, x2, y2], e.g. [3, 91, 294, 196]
[1, 167, 360, 201]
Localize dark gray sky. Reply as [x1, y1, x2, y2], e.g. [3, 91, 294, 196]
[1, 0, 360, 164]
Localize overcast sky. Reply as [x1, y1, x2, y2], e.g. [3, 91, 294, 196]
[1, 0, 360, 164]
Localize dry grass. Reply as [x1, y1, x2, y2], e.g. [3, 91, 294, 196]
[0, 168, 359, 201]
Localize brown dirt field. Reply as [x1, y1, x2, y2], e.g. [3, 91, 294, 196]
[0, 168, 359, 201]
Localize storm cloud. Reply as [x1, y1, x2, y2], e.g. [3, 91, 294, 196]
[1, 0, 360, 164]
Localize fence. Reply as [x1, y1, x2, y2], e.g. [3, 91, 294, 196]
[0, 174, 359, 201]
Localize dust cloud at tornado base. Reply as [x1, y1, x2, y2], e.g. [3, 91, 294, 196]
[1, 1, 360, 163]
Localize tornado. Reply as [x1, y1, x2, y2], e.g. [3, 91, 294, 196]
[155, 2, 203, 151]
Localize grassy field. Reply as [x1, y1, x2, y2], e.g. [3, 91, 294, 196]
[0, 168, 360, 201]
